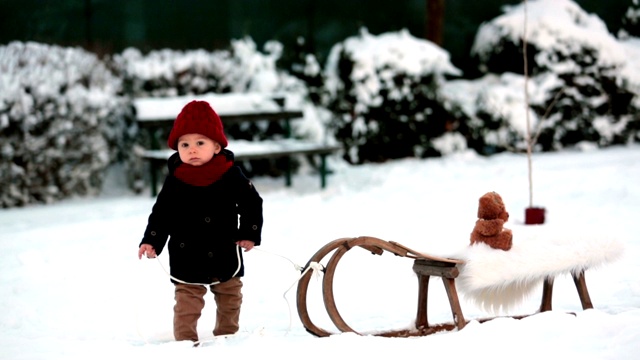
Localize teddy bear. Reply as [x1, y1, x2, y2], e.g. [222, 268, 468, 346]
[470, 191, 513, 251]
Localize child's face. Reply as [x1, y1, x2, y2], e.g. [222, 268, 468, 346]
[177, 133, 221, 166]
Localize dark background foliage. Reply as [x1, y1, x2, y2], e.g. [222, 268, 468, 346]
[0, 0, 632, 78]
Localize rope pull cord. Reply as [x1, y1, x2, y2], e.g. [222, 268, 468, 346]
[252, 247, 306, 272]
[239, 248, 327, 332]
[280, 260, 324, 331]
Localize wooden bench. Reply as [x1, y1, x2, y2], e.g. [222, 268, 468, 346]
[133, 94, 341, 196]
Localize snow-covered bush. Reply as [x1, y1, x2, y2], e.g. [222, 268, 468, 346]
[469, 0, 639, 152]
[619, 0, 640, 39]
[110, 36, 311, 138]
[323, 28, 466, 164]
[443, 73, 542, 154]
[0, 41, 130, 207]
[111, 37, 306, 99]
[281, 36, 325, 106]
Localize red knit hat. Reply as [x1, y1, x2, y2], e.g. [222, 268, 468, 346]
[167, 100, 228, 150]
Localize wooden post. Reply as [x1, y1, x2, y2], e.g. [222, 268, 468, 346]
[425, 0, 445, 46]
[149, 128, 162, 197]
[285, 156, 292, 187]
[415, 274, 430, 329]
[573, 270, 594, 310]
[150, 159, 159, 197]
[442, 277, 466, 329]
[274, 97, 293, 187]
[319, 154, 327, 188]
[540, 276, 554, 312]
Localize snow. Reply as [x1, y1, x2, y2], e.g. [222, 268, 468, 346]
[2, 0, 640, 358]
[619, 37, 640, 94]
[1, 144, 640, 360]
[134, 93, 295, 121]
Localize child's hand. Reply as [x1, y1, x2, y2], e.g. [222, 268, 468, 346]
[236, 240, 255, 252]
[138, 244, 157, 259]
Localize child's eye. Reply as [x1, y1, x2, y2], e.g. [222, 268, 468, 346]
[197, 141, 205, 146]
[180, 143, 188, 148]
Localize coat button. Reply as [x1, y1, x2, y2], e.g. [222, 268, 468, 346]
[252, 225, 258, 230]
[205, 217, 211, 223]
[150, 231, 156, 236]
[208, 252, 213, 258]
[180, 243, 185, 248]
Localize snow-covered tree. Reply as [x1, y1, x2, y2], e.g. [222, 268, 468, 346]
[323, 28, 467, 164]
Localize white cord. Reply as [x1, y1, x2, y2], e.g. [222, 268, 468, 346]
[281, 261, 324, 331]
[252, 247, 305, 271]
[250, 248, 325, 332]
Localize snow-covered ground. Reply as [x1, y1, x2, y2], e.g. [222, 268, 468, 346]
[1, 144, 639, 360]
[2, 1, 640, 358]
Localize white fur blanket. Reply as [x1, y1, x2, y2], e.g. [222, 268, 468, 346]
[453, 224, 624, 314]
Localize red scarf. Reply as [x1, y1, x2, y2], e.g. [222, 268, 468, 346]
[174, 154, 233, 186]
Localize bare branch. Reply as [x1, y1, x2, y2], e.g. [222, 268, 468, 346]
[531, 88, 564, 146]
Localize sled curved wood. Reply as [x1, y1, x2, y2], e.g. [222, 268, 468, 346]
[295, 237, 351, 337]
[296, 236, 463, 337]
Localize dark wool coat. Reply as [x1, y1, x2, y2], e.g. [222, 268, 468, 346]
[140, 150, 263, 284]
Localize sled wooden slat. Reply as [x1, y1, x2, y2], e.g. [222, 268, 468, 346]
[296, 238, 351, 337]
[389, 241, 463, 264]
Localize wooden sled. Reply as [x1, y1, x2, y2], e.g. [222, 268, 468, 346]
[295, 236, 466, 337]
[296, 236, 599, 338]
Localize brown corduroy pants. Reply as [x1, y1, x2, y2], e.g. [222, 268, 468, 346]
[173, 277, 243, 341]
